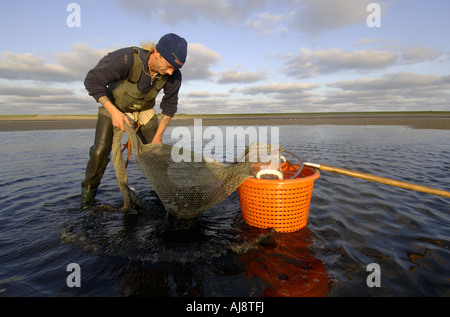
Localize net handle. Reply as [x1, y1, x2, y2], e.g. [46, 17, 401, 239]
[281, 150, 304, 179]
[304, 162, 450, 198]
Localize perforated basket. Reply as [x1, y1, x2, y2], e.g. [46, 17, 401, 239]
[238, 162, 320, 233]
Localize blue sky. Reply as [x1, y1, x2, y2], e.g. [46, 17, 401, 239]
[0, 0, 449, 115]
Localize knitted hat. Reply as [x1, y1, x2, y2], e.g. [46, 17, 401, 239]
[156, 33, 187, 69]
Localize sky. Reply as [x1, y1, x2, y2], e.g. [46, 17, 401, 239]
[0, 0, 449, 115]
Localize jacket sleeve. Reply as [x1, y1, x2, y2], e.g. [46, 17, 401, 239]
[160, 70, 182, 117]
[84, 48, 133, 102]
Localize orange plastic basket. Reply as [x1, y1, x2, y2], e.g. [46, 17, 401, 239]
[238, 162, 320, 233]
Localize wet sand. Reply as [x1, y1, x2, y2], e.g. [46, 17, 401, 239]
[1, 112, 449, 131]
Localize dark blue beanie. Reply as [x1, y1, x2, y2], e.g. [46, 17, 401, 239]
[156, 33, 187, 69]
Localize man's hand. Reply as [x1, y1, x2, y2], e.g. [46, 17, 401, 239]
[151, 137, 163, 144]
[98, 96, 131, 132]
[110, 109, 131, 132]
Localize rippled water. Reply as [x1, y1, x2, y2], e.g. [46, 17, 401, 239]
[0, 125, 449, 297]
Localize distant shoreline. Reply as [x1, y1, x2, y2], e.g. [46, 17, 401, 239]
[1, 112, 449, 131]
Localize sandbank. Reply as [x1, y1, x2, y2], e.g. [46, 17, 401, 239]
[1, 112, 449, 131]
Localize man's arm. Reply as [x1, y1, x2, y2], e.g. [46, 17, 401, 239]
[84, 48, 133, 103]
[152, 71, 180, 143]
[151, 115, 172, 144]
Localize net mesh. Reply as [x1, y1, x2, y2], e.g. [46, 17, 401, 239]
[111, 123, 280, 220]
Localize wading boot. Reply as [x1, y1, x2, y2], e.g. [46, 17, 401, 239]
[81, 107, 113, 204]
[81, 186, 97, 204]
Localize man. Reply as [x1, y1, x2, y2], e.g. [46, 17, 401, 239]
[81, 33, 188, 204]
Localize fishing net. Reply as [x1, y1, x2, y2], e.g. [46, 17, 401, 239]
[111, 122, 281, 220]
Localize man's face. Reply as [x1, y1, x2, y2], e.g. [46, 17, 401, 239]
[155, 51, 177, 76]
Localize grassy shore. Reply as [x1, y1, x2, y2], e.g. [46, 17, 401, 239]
[1, 111, 449, 131]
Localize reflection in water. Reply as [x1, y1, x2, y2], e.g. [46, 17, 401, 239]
[237, 227, 330, 297]
[405, 238, 445, 272]
[406, 249, 430, 271]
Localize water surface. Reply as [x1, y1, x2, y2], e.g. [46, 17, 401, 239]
[0, 125, 449, 297]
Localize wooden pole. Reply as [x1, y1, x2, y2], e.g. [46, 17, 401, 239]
[304, 162, 450, 198]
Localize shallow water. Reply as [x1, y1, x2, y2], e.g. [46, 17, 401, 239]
[0, 125, 449, 297]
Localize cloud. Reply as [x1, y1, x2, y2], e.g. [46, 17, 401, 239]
[289, 0, 386, 34]
[180, 71, 450, 114]
[281, 44, 445, 79]
[217, 69, 267, 84]
[353, 38, 445, 65]
[324, 72, 450, 110]
[118, 0, 388, 36]
[245, 12, 288, 37]
[329, 72, 448, 91]
[53, 43, 113, 81]
[0, 84, 92, 115]
[229, 82, 321, 112]
[180, 91, 291, 114]
[282, 48, 398, 78]
[0, 43, 114, 114]
[0, 51, 71, 82]
[399, 47, 442, 64]
[186, 91, 212, 98]
[119, 0, 270, 25]
[0, 43, 110, 82]
[232, 82, 319, 95]
[0, 85, 76, 97]
[182, 43, 222, 81]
